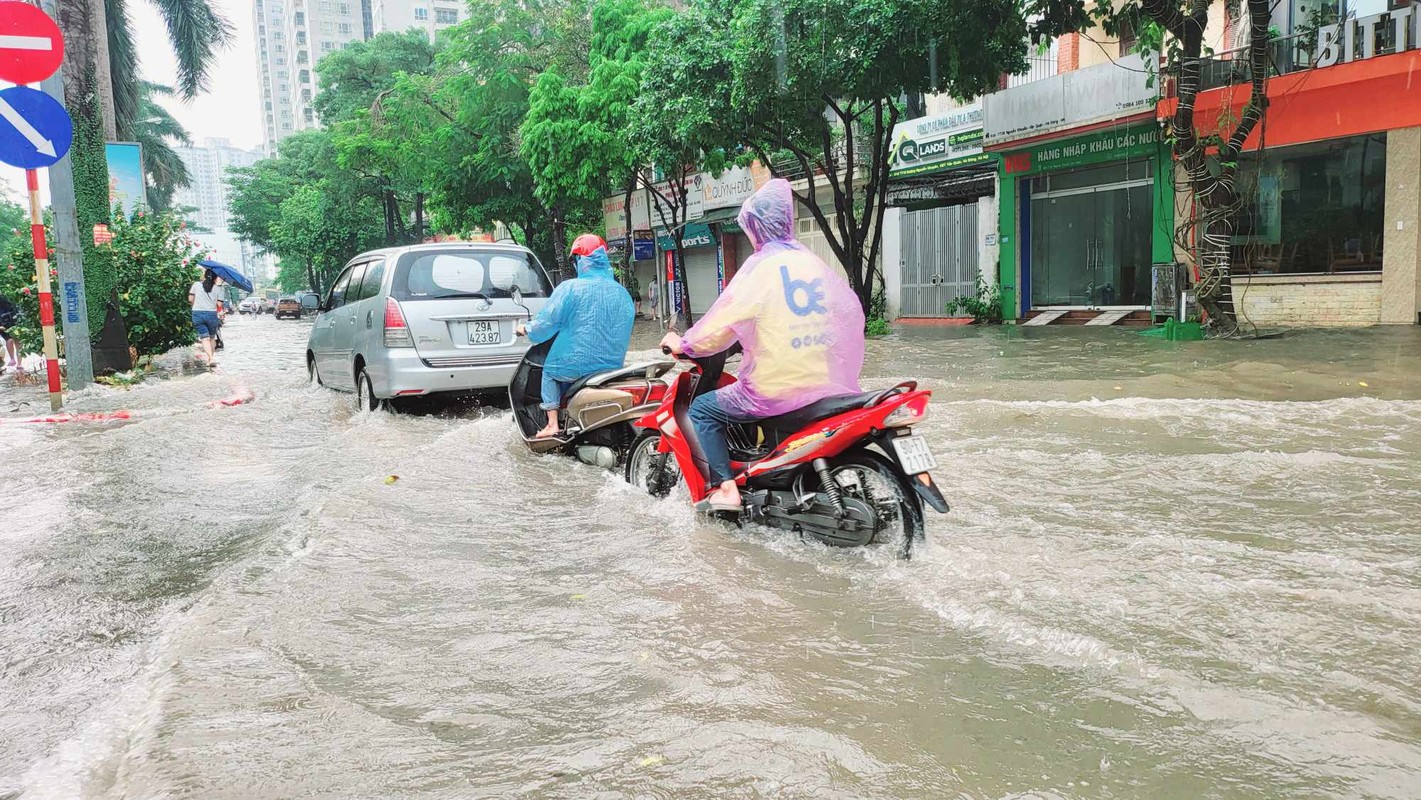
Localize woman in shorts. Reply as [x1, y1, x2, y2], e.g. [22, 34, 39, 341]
[189, 268, 225, 368]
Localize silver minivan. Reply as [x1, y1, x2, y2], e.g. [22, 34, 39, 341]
[306, 242, 552, 410]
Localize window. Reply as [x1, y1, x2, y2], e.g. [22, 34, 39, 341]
[320, 21, 334, 33]
[321, 41, 334, 51]
[299, 69, 310, 83]
[301, 89, 312, 102]
[343, 264, 370, 303]
[338, 22, 352, 34]
[294, 11, 304, 24]
[393, 251, 552, 300]
[296, 32, 306, 44]
[326, 267, 355, 309]
[339, 2, 350, 13]
[273, 30, 283, 39]
[304, 108, 314, 122]
[276, 56, 286, 64]
[360, 260, 386, 298]
[413, 7, 428, 20]
[275, 44, 284, 52]
[435, 8, 457, 24]
[277, 69, 288, 79]
[1232, 133, 1386, 276]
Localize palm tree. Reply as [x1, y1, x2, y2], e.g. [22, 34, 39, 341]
[105, 0, 234, 134]
[130, 82, 193, 212]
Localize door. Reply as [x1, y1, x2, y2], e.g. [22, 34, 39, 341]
[312, 265, 355, 384]
[1028, 163, 1153, 307]
[333, 262, 368, 389]
[684, 246, 720, 317]
[898, 202, 979, 317]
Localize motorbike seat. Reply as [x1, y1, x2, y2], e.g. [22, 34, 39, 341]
[757, 391, 884, 434]
[562, 362, 670, 403]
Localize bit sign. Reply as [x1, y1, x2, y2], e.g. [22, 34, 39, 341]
[93, 223, 113, 245]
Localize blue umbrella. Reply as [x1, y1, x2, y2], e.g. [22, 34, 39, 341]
[198, 259, 254, 293]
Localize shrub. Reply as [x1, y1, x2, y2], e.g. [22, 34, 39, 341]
[865, 288, 890, 336]
[0, 235, 49, 356]
[946, 277, 1004, 324]
[110, 210, 210, 357]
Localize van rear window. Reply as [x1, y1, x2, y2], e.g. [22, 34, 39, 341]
[392, 250, 552, 301]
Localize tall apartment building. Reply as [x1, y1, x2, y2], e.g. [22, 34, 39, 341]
[370, 0, 465, 39]
[171, 139, 274, 279]
[253, 0, 372, 152]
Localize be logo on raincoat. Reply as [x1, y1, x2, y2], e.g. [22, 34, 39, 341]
[680, 178, 865, 417]
[524, 247, 636, 382]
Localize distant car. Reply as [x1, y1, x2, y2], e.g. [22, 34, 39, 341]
[238, 296, 262, 315]
[275, 296, 302, 319]
[306, 242, 551, 411]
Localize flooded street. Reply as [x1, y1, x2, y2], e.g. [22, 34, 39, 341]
[2, 315, 1419, 798]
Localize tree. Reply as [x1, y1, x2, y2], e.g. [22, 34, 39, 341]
[718, 0, 1027, 312]
[1025, 0, 1268, 336]
[270, 185, 383, 298]
[315, 30, 437, 244]
[521, 0, 673, 283]
[130, 83, 193, 212]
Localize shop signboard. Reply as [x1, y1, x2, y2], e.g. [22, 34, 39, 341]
[1001, 122, 1161, 175]
[655, 222, 713, 250]
[984, 54, 1155, 147]
[700, 165, 765, 210]
[888, 104, 990, 178]
[633, 232, 655, 260]
[602, 187, 652, 243]
[648, 176, 704, 225]
[1314, 7, 1421, 67]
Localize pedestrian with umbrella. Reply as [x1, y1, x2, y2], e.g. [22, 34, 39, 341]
[190, 260, 254, 369]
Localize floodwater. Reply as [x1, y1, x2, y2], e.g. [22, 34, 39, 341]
[2, 315, 1419, 798]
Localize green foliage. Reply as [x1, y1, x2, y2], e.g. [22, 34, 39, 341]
[128, 83, 193, 212]
[865, 288, 890, 336]
[109, 210, 209, 356]
[0, 236, 46, 355]
[70, 78, 117, 338]
[946, 277, 1005, 324]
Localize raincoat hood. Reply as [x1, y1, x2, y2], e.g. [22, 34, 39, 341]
[737, 178, 796, 249]
[575, 246, 615, 278]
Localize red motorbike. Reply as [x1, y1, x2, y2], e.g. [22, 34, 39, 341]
[624, 347, 949, 557]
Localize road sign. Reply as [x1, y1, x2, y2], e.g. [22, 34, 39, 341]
[0, 1, 64, 85]
[0, 85, 72, 168]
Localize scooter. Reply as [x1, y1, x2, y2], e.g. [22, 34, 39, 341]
[624, 347, 949, 558]
[509, 335, 676, 469]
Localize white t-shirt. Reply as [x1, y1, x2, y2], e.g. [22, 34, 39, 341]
[190, 282, 221, 312]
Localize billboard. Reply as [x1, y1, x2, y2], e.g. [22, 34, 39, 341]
[105, 142, 146, 216]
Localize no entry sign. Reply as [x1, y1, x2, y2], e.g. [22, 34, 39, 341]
[0, 1, 65, 85]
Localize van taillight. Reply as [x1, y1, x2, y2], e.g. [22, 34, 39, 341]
[384, 298, 413, 347]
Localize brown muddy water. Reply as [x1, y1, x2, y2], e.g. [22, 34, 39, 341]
[1, 314, 1418, 798]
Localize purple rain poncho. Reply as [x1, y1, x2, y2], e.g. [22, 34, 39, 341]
[680, 178, 865, 417]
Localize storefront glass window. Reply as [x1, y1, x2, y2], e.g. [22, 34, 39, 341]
[1231, 133, 1386, 275]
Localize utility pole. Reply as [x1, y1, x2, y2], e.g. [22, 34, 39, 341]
[38, 0, 92, 389]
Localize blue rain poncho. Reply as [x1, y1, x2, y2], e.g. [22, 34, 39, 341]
[525, 246, 635, 381]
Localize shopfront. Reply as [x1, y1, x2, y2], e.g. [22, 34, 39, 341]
[883, 104, 998, 319]
[985, 55, 1169, 318]
[1172, 15, 1421, 326]
[995, 122, 1173, 313]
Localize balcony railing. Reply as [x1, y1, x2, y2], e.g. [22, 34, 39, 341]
[1005, 53, 1057, 89]
[1195, 32, 1311, 92]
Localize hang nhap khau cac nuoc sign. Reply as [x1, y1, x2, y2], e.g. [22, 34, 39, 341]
[888, 104, 989, 178]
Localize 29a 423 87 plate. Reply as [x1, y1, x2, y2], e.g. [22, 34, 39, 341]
[467, 320, 500, 345]
[891, 435, 938, 475]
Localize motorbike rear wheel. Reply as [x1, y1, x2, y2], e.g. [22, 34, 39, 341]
[828, 450, 926, 558]
[625, 431, 680, 498]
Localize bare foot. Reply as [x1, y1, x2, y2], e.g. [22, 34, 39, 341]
[534, 422, 560, 439]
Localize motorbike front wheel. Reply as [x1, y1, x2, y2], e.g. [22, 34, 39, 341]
[827, 450, 926, 558]
[625, 431, 680, 498]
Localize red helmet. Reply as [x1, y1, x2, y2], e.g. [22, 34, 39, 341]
[570, 233, 606, 257]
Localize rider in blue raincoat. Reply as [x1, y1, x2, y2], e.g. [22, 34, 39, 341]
[517, 235, 635, 437]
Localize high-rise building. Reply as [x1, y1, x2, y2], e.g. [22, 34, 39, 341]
[171, 139, 272, 279]
[370, 0, 465, 39]
[253, 0, 372, 152]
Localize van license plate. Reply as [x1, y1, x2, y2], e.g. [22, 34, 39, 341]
[891, 435, 938, 475]
[467, 320, 500, 345]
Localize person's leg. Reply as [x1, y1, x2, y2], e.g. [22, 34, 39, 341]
[536, 373, 567, 437]
[688, 390, 742, 507]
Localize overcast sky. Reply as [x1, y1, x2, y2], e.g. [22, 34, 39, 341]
[3, 0, 263, 202]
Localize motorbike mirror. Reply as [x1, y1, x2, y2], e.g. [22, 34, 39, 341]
[511, 287, 523, 306]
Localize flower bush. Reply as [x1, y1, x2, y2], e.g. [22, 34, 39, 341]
[0, 231, 49, 356]
[110, 209, 210, 357]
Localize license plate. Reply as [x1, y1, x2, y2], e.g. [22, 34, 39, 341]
[467, 320, 500, 345]
[891, 435, 938, 475]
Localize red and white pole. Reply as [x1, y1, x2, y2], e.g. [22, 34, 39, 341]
[26, 168, 62, 411]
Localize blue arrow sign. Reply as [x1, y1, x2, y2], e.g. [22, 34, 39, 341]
[0, 85, 72, 169]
